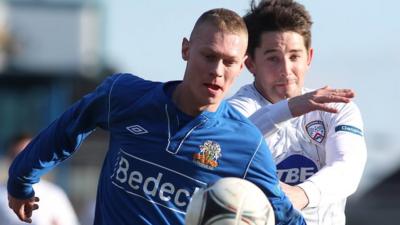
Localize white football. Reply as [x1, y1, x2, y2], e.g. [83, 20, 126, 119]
[185, 177, 275, 225]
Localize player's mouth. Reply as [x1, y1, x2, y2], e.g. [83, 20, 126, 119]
[275, 78, 296, 87]
[204, 83, 222, 96]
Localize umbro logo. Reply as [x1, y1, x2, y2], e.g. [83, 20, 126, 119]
[126, 125, 148, 135]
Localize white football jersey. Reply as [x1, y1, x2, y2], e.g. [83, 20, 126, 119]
[229, 83, 367, 225]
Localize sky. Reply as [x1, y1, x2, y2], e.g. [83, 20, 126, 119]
[103, 1, 400, 191]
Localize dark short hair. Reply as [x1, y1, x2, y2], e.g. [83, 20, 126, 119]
[244, 0, 313, 57]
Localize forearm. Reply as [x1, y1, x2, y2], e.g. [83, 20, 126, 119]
[299, 160, 366, 208]
[298, 136, 367, 207]
[7, 111, 92, 199]
[7, 77, 112, 198]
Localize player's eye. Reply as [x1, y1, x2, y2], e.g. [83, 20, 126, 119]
[267, 56, 279, 63]
[223, 59, 235, 67]
[290, 55, 300, 61]
[205, 54, 217, 62]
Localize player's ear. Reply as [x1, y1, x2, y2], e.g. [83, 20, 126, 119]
[307, 47, 314, 66]
[245, 55, 256, 75]
[239, 55, 248, 72]
[182, 38, 190, 61]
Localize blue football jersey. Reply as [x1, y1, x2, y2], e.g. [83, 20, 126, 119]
[8, 73, 305, 225]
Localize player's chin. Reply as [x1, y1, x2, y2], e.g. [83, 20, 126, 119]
[276, 87, 298, 99]
[201, 98, 216, 108]
[201, 91, 222, 103]
[198, 98, 220, 110]
[208, 95, 224, 104]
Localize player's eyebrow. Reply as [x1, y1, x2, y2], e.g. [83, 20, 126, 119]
[263, 48, 304, 55]
[263, 49, 277, 55]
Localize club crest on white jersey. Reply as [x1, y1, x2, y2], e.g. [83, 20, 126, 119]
[306, 120, 326, 143]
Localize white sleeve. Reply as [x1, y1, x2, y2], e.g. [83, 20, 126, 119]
[228, 95, 259, 118]
[298, 102, 367, 207]
[249, 100, 293, 137]
[229, 89, 293, 136]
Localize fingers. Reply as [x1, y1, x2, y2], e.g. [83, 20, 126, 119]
[32, 196, 40, 204]
[313, 87, 355, 105]
[332, 89, 355, 98]
[320, 94, 351, 103]
[25, 197, 39, 222]
[288, 86, 355, 117]
[317, 87, 355, 98]
[16, 204, 32, 223]
[9, 196, 40, 223]
[24, 203, 39, 223]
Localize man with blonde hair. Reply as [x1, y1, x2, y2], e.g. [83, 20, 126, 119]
[8, 8, 305, 225]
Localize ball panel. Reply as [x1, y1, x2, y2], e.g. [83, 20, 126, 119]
[209, 178, 269, 214]
[204, 214, 254, 225]
[185, 177, 275, 225]
[185, 188, 208, 225]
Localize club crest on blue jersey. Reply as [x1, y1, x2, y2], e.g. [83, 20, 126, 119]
[306, 120, 326, 143]
[277, 154, 318, 185]
[193, 140, 222, 170]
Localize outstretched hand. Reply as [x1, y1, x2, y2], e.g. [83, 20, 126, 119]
[8, 194, 40, 223]
[288, 86, 355, 117]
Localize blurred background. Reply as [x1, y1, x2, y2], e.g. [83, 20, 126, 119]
[0, 0, 398, 224]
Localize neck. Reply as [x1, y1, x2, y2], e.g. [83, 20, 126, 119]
[254, 82, 277, 103]
[172, 83, 219, 116]
[172, 84, 200, 116]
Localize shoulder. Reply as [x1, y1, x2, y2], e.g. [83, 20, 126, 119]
[304, 101, 364, 140]
[229, 83, 263, 104]
[324, 101, 363, 125]
[90, 73, 158, 99]
[108, 73, 161, 95]
[106, 73, 163, 107]
[223, 102, 264, 139]
[228, 84, 266, 117]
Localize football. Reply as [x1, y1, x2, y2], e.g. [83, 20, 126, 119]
[185, 177, 275, 225]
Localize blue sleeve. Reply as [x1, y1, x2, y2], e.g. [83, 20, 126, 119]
[245, 139, 306, 225]
[7, 74, 121, 199]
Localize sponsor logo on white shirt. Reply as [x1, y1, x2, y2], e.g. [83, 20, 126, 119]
[277, 154, 318, 185]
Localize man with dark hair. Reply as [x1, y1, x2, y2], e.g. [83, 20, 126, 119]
[8, 8, 305, 225]
[230, 0, 367, 224]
